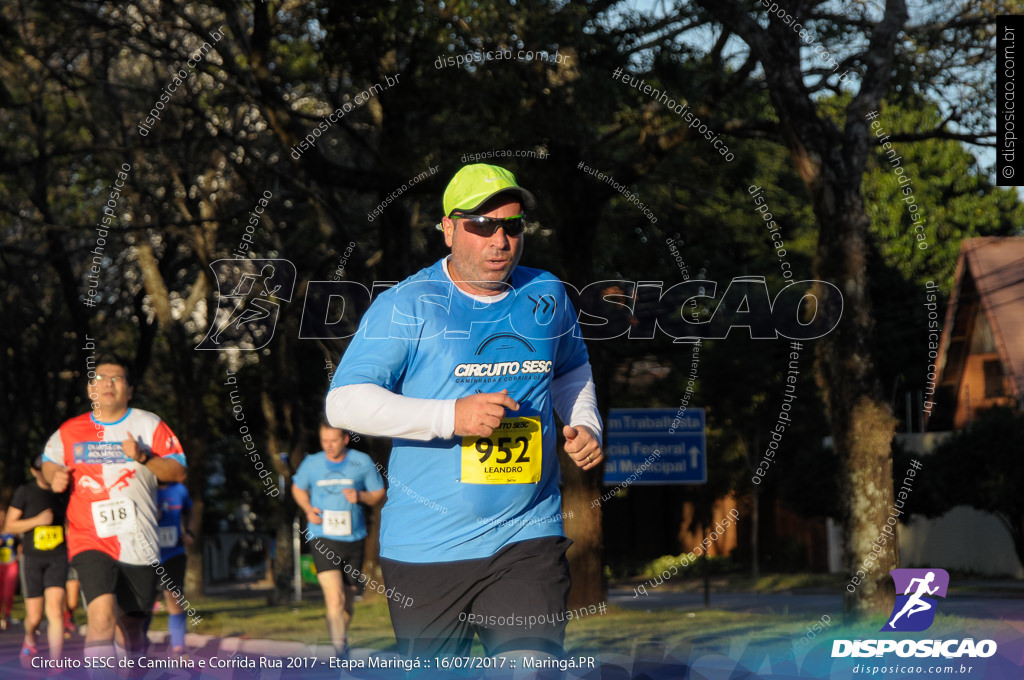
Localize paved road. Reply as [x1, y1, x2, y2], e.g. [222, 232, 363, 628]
[0, 588, 1020, 678]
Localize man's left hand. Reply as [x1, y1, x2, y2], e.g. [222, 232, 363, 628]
[123, 433, 143, 463]
[563, 425, 603, 471]
[342, 488, 359, 504]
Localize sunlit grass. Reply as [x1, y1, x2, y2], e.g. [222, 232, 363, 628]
[148, 589, 1002, 660]
[160, 591, 402, 651]
[35, 575, 1010, 660]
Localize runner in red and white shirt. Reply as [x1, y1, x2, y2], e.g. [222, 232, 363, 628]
[42, 353, 186, 662]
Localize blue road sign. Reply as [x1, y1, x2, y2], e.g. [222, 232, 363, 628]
[603, 408, 706, 484]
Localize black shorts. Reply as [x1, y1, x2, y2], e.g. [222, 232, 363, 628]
[71, 550, 158, 617]
[20, 552, 69, 598]
[380, 536, 572, 659]
[310, 537, 364, 587]
[158, 554, 186, 593]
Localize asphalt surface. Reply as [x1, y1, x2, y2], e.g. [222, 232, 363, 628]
[0, 586, 1020, 678]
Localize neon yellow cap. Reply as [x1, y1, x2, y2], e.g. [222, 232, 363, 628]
[442, 164, 537, 217]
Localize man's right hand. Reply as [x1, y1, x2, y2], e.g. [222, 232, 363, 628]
[306, 507, 323, 525]
[454, 389, 519, 438]
[35, 508, 54, 526]
[50, 469, 70, 493]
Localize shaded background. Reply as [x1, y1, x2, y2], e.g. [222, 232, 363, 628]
[0, 0, 1020, 622]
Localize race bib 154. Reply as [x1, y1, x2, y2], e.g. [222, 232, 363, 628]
[322, 510, 353, 537]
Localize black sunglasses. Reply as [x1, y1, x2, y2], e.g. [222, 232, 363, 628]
[451, 212, 526, 237]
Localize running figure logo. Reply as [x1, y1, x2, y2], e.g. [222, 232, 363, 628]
[881, 568, 949, 632]
[197, 259, 296, 350]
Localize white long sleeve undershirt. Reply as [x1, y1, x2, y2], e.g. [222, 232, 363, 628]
[326, 362, 602, 441]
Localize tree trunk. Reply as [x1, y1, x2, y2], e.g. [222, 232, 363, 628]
[133, 242, 214, 597]
[555, 167, 609, 608]
[751, 484, 760, 581]
[814, 182, 898, 617]
[559, 461, 604, 609]
[693, 0, 909, 619]
[261, 379, 297, 605]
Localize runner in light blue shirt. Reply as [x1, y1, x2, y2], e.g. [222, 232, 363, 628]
[292, 423, 384, 658]
[327, 164, 604, 661]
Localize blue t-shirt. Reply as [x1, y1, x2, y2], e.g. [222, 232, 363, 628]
[0, 534, 16, 564]
[330, 259, 591, 562]
[157, 483, 192, 562]
[292, 449, 384, 542]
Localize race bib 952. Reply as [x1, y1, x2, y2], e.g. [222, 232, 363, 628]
[461, 416, 542, 484]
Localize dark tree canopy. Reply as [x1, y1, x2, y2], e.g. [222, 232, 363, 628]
[0, 0, 1018, 614]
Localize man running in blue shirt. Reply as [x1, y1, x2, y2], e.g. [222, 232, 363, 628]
[292, 422, 384, 657]
[327, 163, 603, 662]
[154, 482, 194, 657]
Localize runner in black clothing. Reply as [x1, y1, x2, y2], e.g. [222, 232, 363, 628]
[4, 455, 68, 663]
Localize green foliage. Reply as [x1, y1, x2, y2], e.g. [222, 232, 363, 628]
[900, 407, 1024, 566]
[641, 554, 739, 580]
[859, 99, 1024, 421]
[864, 100, 1024, 290]
[0, 2, 1015, 600]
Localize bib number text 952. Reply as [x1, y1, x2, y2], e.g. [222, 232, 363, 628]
[474, 436, 531, 465]
[461, 416, 542, 484]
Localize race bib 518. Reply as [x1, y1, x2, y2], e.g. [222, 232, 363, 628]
[91, 498, 137, 538]
[461, 416, 542, 484]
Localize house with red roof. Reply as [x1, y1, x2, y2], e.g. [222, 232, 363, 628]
[927, 237, 1024, 429]
[897, 237, 1024, 577]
